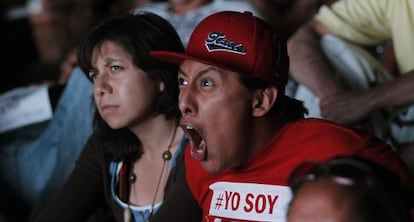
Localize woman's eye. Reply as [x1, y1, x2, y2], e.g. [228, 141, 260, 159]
[111, 65, 122, 72]
[88, 71, 99, 81]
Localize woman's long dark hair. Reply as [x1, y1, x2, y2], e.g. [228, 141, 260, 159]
[77, 12, 185, 161]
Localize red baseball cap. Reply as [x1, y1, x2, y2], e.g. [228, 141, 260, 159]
[151, 11, 289, 90]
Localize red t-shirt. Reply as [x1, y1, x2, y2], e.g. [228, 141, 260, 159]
[185, 118, 414, 222]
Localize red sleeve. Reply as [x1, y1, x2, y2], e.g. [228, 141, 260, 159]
[355, 135, 414, 192]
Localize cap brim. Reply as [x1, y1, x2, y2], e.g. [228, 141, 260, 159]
[151, 51, 188, 65]
[151, 50, 239, 73]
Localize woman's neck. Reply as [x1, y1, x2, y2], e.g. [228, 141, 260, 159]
[129, 115, 182, 160]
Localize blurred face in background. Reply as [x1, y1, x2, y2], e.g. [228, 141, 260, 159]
[249, 0, 323, 38]
[287, 178, 358, 222]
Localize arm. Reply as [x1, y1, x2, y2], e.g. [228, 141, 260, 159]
[320, 69, 414, 126]
[349, 69, 414, 109]
[290, 18, 414, 126]
[33, 136, 105, 222]
[288, 20, 342, 99]
[152, 147, 202, 222]
[34, 167, 105, 222]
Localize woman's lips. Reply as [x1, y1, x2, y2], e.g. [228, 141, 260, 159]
[100, 104, 119, 114]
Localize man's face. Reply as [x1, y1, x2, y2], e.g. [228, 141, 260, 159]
[178, 60, 255, 174]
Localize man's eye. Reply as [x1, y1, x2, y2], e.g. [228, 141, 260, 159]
[201, 79, 214, 87]
[178, 77, 188, 86]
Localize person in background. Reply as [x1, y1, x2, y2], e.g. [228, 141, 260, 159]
[0, 66, 94, 221]
[248, 0, 331, 39]
[1, 0, 131, 219]
[287, 156, 413, 222]
[58, 0, 259, 84]
[288, 0, 414, 157]
[34, 12, 201, 222]
[132, 0, 260, 47]
[57, 0, 166, 84]
[150, 10, 414, 221]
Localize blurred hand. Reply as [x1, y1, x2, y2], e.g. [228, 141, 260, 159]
[59, 47, 78, 84]
[319, 91, 372, 127]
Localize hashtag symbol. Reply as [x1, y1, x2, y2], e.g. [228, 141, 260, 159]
[215, 193, 224, 210]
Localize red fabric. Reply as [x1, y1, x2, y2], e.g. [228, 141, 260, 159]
[185, 118, 414, 221]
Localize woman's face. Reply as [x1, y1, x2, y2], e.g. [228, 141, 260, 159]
[90, 41, 163, 129]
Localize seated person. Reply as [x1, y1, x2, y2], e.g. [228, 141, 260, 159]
[34, 12, 201, 222]
[150, 10, 414, 221]
[0, 67, 93, 221]
[288, 0, 414, 153]
[287, 156, 413, 222]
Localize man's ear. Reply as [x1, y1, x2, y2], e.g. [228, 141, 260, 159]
[252, 87, 278, 117]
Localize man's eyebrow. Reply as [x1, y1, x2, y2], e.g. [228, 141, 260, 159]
[178, 66, 222, 78]
[178, 68, 187, 76]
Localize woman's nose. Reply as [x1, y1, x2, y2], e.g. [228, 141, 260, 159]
[94, 73, 112, 97]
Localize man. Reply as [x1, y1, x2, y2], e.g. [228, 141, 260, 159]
[151, 11, 413, 221]
[288, 0, 414, 153]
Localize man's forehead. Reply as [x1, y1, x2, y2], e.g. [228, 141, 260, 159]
[179, 60, 224, 76]
[181, 59, 211, 68]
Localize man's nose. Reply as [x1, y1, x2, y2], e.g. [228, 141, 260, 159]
[179, 88, 197, 116]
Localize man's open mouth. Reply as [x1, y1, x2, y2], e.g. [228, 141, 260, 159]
[182, 125, 207, 161]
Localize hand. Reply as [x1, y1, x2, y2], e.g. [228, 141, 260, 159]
[319, 91, 372, 127]
[59, 47, 78, 84]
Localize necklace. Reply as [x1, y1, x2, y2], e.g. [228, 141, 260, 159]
[124, 126, 178, 222]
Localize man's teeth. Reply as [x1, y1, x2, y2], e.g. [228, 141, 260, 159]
[197, 140, 205, 152]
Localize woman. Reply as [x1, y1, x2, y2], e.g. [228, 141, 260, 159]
[34, 12, 200, 222]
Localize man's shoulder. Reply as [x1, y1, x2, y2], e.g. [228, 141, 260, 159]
[286, 118, 353, 131]
[281, 118, 379, 145]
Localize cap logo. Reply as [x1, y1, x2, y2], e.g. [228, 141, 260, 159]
[205, 32, 247, 55]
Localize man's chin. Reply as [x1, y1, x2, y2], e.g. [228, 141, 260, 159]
[201, 161, 222, 175]
[201, 160, 232, 175]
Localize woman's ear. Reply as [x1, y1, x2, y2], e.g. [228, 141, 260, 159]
[159, 81, 165, 92]
[252, 86, 278, 117]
